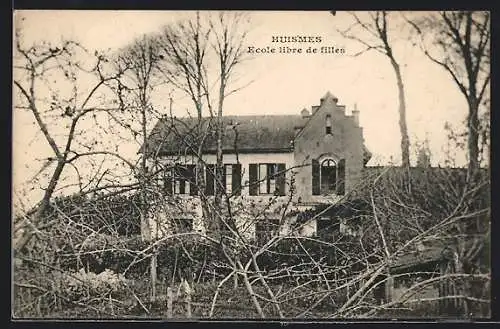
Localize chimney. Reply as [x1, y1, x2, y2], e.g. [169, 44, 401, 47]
[300, 108, 310, 118]
[352, 103, 360, 126]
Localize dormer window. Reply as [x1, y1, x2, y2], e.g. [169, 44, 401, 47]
[325, 115, 332, 134]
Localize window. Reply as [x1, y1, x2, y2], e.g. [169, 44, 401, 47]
[172, 218, 193, 234]
[204, 164, 226, 196]
[255, 219, 279, 245]
[231, 164, 242, 196]
[259, 163, 276, 194]
[225, 164, 233, 194]
[205, 164, 215, 196]
[326, 114, 332, 134]
[321, 159, 337, 193]
[316, 217, 336, 240]
[164, 164, 196, 195]
[205, 163, 242, 196]
[249, 163, 286, 196]
[312, 158, 345, 196]
[339, 219, 357, 237]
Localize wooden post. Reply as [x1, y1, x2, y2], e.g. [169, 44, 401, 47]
[109, 294, 114, 316]
[185, 289, 192, 318]
[385, 274, 394, 304]
[439, 261, 447, 315]
[233, 267, 238, 289]
[166, 286, 173, 318]
[151, 252, 157, 301]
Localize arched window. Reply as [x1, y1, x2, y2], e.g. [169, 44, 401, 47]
[312, 158, 346, 196]
[325, 115, 332, 134]
[320, 159, 337, 194]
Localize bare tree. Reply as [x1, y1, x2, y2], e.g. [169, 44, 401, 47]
[113, 35, 165, 241]
[13, 24, 133, 253]
[405, 11, 490, 178]
[111, 34, 168, 301]
[209, 13, 249, 209]
[157, 11, 250, 233]
[13, 11, 490, 320]
[334, 11, 411, 170]
[156, 12, 214, 230]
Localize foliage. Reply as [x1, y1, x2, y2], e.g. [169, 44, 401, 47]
[56, 269, 129, 302]
[46, 193, 142, 236]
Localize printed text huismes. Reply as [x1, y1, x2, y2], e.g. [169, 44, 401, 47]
[271, 36, 322, 43]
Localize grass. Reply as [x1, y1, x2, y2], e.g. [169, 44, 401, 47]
[14, 273, 489, 319]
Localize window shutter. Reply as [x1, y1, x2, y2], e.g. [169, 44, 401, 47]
[187, 164, 197, 196]
[267, 164, 274, 194]
[232, 163, 242, 196]
[175, 165, 187, 194]
[219, 165, 226, 194]
[337, 159, 345, 195]
[249, 164, 258, 196]
[276, 163, 286, 196]
[205, 164, 215, 196]
[164, 167, 172, 195]
[312, 159, 320, 195]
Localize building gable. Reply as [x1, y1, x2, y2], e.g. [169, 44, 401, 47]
[292, 92, 365, 202]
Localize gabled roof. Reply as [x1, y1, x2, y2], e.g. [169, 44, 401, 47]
[321, 91, 338, 102]
[144, 90, 372, 163]
[144, 114, 373, 163]
[144, 115, 309, 156]
[390, 247, 450, 274]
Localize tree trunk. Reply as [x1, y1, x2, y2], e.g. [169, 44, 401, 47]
[198, 146, 215, 234]
[140, 101, 151, 241]
[151, 252, 157, 301]
[194, 104, 215, 235]
[15, 158, 66, 252]
[390, 58, 411, 170]
[467, 97, 480, 181]
[214, 72, 226, 232]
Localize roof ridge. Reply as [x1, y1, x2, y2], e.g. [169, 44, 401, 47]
[162, 114, 303, 119]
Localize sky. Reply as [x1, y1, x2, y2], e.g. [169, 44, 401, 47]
[12, 10, 480, 210]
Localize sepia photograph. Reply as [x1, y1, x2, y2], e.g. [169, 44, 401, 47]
[12, 10, 490, 319]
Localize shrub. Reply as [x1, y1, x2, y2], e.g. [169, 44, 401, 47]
[57, 268, 129, 302]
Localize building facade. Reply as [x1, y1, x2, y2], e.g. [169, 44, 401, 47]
[143, 92, 371, 239]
